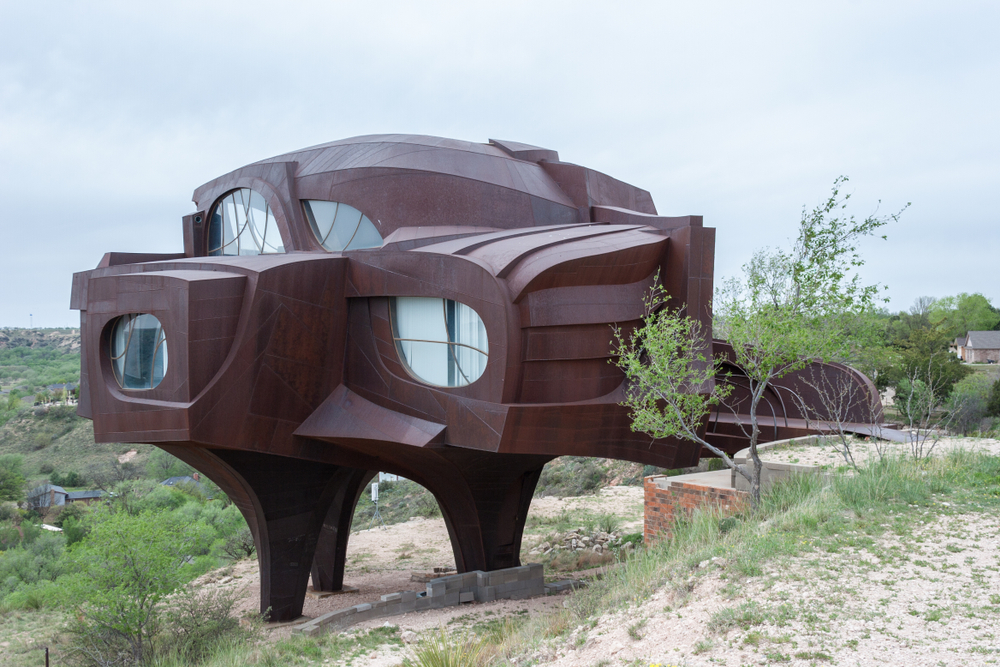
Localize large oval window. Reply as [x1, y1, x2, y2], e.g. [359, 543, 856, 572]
[110, 314, 168, 390]
[208, 188, 284, 256]
[390, 297, 488, 387]
[303, 200, 383, 251]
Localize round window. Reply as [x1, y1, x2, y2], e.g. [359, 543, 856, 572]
[208, 188, 284, 256]
[110, 314, 169, 390]
[390, 297, 488, 387]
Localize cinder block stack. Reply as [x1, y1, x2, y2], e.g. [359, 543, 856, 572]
[292, 563, 547, 637]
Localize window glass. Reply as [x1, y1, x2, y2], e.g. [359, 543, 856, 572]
[110, 314, 168, 390]
[390, 297, 488, 387]
[208, 188, 284, 256]
[303, 200, 383, 251]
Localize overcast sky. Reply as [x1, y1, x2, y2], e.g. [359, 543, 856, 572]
[1, 0, 997, 328]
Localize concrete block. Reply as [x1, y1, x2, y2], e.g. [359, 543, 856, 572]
[381, 593, 402, 602]
[401, 591, 417, 603]
[477, 571, 490, 587]
[325, 608, 357, 624]
[509, 588, 531, 601]
[355, 603, 372, 613]
[444, 592, 460, 606]
[428, 582, 445, 597]
[415, 597, 431, 611]
[545, 580, 583, 593]
[517, 567, 532, 582]
[527, 563, 543, 579]
[459, 591, 474, 603]
[291, 623, 322, 637]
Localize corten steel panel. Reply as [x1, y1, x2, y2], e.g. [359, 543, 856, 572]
[70, 134, 884, 621]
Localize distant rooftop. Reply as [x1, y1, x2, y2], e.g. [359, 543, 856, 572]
[966, 331, 1000, 349]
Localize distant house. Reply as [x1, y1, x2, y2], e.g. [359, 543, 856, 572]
[160, 474, 212, 498]
[27, 484, 68, 509]
[160, 474, 201, 488]
[46, 383, 77, 394]
[960, 331, 1000, 364]
[66, 490, 107, 505]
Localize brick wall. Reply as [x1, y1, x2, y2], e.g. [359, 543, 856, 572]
[644, 475, 748, 545]
[967, 348, 1000, 364]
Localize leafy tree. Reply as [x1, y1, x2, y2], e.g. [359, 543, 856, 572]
[892, 327, 971, 401]
[4, 390, 21, 412]
[987, 377, 1000, 418]
[946, 373, 993, 435]
[145, 448, 194, 482]
[0, 454, 26, 502]
[0, 532, 66, 597]
[929, 293, 1000, 339]
[221, 527, 257, 560]
[615, 177, 906, 504]
[67, 510, 187, 666]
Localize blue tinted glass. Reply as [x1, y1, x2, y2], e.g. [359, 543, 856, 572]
[111, 314, 168, 390]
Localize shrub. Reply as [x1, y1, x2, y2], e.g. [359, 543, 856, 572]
[987, 377, 1000, 418]
[160, 587, 257, 664]
[596, 514, 622, 534]
[221, 527, 256, 560]
[947, 373, 993, 435]
[0, 532, 66, 597]
[536, 457, 607, 497]
[404, 629, 493, 667]
[0, 454, 25, 502]
[66, 510, 188, 666]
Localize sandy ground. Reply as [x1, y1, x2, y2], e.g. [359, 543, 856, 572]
[195, 441, 1000, 666]
[761, 435, 1000, 468]
[195, 486, 647, 660]
[538, 510, 1000, 666]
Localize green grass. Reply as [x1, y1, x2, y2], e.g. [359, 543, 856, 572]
[352, 478, 443, 529]
[0, 406, 154, 481]
[482, 448, 1000, 662]
[9, 447, 1000, 666]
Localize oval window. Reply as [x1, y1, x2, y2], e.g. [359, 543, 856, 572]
[303, 200, 383, 251]
[390, 297, 488, 387]
[208, 188, 284, 256]
[110, 314, 169, 390]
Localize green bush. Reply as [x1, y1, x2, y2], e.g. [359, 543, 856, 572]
[65, 510, 188, 665]
[536, 457, 607, 497]
[0, 532, 66, 597]
[987, 377, 1000, 417]
[51, 470, 84, 487]
[947, 373, 993, 434]
[0, 454, 25, 501]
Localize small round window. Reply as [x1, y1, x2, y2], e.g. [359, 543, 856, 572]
[208, 188, 284, 256]
[390, 297, 488, 387]
[303, 200, 383, 251]
[110, 314, 168, 390]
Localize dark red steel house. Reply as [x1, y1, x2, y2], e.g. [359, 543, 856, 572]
[70, 135, 879, 621]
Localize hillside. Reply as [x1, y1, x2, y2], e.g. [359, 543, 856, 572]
[0, 330, 82, 418]
[0, 406, 155, 485]
[0, 329, 80, 353]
